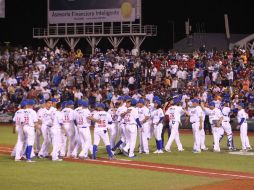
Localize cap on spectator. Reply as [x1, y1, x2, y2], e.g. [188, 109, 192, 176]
[39, 99, 45, 104]
[131, 99, 137, 106]
[191, 99, 199, 104]
[154, 100, 161, 106]
[209, 102, 215, 107]
[51, 98, 58, 103]
[138, 99, 145, 105]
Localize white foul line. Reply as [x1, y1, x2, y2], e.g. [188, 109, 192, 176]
[88, 159, 254, 179]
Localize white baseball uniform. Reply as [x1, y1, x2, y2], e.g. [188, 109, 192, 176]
[116, 104, 127, 144]
[221, 106, 234, 149]
[237, 109, 251, 150]
[138, 106, 150, 154]
[165, 105, 184, 151]
[188, 106, 204, 152]
[123, 106, 139, 157]
[108, 108, 118, 148]
[204, 107, 223, 152]
[12, 109, 26, 160]
[37, 107, 52, 157]
[61, 107, 76, 157]
[51, 110, 64, 160]
[93, 110, 112, 146]
[74, 107, 92, 158]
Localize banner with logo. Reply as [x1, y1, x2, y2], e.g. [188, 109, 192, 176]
[48, 0, 137, 24]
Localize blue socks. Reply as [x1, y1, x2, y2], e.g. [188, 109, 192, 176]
[26, 145, 32, 160]
[106, 145, 113, 158]
[112, 140, 123, 151]
[92, 145, 97, 159]
[158, 140, 163, 150]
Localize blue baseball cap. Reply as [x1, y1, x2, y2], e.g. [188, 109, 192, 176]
[61, 101, 67, 109]
[191, 99, 199, 104]
[97, 103, 105, 109]
[173, 98, 180, 105]
[117, 96, 124, 101]
[39, 99, 45, 104]
[124, 95, 132, 101]
[66, 100, 74, 106]
[209, 102, 215, 107]
[138, 99, 145, 105]
[154, 100, 161, 106]
[131, 99, 137, 106]
[77, 99, 83, 106]
[20, 100, 27, 108]
[51, 98, 58, 103]
[27, 99, 36, 105]
[82, 101, 89, 107]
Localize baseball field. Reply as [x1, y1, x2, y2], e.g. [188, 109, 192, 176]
[0, 125, 254, 190]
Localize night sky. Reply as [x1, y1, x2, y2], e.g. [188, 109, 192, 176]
[0, 0, 253, 51]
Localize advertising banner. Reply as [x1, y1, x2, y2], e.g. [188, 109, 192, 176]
[48, 0, 137, 24]
[0, 0, 5, 18]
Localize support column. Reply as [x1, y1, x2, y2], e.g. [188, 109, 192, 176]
[86, 37, 102, 54]
[44, 38, 59, 49]
[108, 37, 124, 50]
[65, 38, 80, 51]
[129, 36, 146, 52]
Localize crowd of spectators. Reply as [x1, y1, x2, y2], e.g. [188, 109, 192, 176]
[0, 45, 254, 118]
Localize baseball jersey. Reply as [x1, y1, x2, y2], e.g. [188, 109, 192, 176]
[237, 109, 248, 124]
[13, 109, 25, 127]
[52, 110, 64, 129]
[116, 105, 127, 123]
[187, 106, 203, 123]
[123, 107, 139, 125]
[23, 108, 38, 127]
[151, 108, 164, 124]
[137, 106, 150, 124]
[74, 107, 91, 128]
[221, 106, 231, 122]
[204, 108, 223, 125]
[108, 108, 118, 123]
[165, 105, 184, 123]
[62, 107, 75, 125]
[93, 110, 112, 132]
[49, 106, 57, 124]
[37, 108, 52, 126]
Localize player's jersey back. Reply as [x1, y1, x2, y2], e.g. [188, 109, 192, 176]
[62, 107, 75, 125]
[165, 105, 184, 122]
[74, 107, 91, 128]
[13, 109, 25, 127]
[93, 110, 112, 132]
[151, 108, 164, 124]
[221, 107, 231, 122]
[123, 107, 139, 125]
[23, 108, 38, 127]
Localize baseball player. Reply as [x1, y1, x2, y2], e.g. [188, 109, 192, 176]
[237, 103, 252, 151]
[12, 100, 26, 161]
[121, 99, 142, 158]
[88, 103, 114, 160]
[186, 99, 204, 153]
[51, 102, 64, 161]
[150, 99, 164, 153]
[221, 101, 236, 151]
[108, 104, 118, 149]
[164, 98, 185, 152]
[37, 99, 52, 158]
[137, 99, 150, 154]
[23, 100, 39, 162]
[203, 102, 223, 152]
[74, 100, 92, 159]
[111, 96, 127, 153]
[62, 100, 76, 158]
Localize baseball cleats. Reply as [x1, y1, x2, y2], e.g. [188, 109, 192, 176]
[192, 150, 201, 154]
[165, 149, 171, 153]
[52, 159, 63, 162]
[157, 150, 164, 154]
[178, 149, 185, 152]
[26, 160, 36, 163]
[153, 150, 159, 154]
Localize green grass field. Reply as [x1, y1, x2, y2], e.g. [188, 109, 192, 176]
[0, 126, 253, 190]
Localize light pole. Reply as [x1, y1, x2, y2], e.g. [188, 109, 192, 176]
[168, 20, 175, 49]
